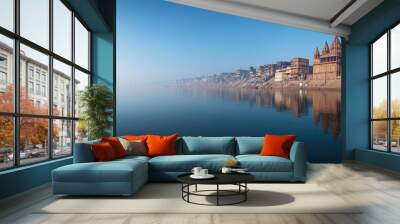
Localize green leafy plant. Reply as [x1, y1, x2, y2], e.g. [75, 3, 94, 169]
[79, 84, 113, 140]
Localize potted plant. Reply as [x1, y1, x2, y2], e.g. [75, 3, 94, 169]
[79, 84, 113, 140]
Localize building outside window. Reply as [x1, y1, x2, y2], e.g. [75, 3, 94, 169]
[370, 23, 400, 154]
[0, 0, 91, 170]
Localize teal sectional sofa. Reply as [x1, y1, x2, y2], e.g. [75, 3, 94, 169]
[52, 137, 307, 196]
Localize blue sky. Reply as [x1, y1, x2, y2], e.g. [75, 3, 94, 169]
[117, 0, 334, 84]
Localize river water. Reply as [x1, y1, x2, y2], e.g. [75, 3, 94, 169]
[117, 86, 341, 162]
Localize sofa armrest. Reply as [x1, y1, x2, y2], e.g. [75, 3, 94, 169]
[289, 141, 307, 181]
[73, 140, 99, 163]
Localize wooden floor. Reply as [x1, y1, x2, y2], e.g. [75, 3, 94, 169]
[1, 162, 400, 224]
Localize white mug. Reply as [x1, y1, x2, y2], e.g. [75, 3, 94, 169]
[221, 167, 232, 174]
[200, 169, 208, 176]
[191, 167, 202, 176]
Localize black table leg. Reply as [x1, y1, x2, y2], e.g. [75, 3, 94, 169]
[216, 184, 219, 206]
[181, 184, 183, 199]
[245, 183, 247, 201]
[195, 184, 197, 192]
[187, 184, 190, 202]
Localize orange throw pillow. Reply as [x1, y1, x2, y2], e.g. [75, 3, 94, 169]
[147, 134, 177, 157]
[101, 137, 127, 158]
[260, 134, 296, 159]
[91, 142, 117, 161]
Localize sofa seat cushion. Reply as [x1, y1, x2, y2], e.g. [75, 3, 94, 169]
[181, 137, 235, 155]
[53, 159, 147, 183]
[117, 155, 150, 162]
[236, 155, 293, 172]
[149, 154, 235, 172]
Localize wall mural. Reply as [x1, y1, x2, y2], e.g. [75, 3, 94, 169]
[117, 0, 342, 162]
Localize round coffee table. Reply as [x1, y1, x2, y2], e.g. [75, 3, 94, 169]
[177, 173, 255, 206]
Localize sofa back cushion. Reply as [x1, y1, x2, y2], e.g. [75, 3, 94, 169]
[236, 137, 264, 155]
[73, 139, 100, 163]
[181, 137, 235, 155]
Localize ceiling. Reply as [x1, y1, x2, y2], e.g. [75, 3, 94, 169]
[167, 0, 384, 37]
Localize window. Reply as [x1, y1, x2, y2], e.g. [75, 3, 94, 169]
[0, 116, 13, 170]
[0, 55, 7, 67]
[53, 0, 72, 60]
[53, 59, 72, 117]
[19, 117, 49, 165]
[20, 0, 49, 48]
[370, 23, 400, 154]
[74, 69, 89, 118]
[42, 85, 46, 97]
[35, 70, 40, 80]
[35, 84, 40, 95]
[28, 81, 34, 94]
[28, 67, 34, 80]
[0, 0, 14, 31]
[75, 18, 90, 70]
[0, 71, 6, 84]
[0, 34, 14, 113]
[53, 119, 72, 158]
[0, 0, 91, 170]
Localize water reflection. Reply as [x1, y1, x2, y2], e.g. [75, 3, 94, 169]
[175, 87, 341, 140]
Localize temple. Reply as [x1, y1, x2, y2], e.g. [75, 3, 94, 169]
[312, 37, 342, 80]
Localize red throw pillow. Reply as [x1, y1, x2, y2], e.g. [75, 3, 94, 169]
[260, 134, 296, 159]
[91, 142, 117, 161]
[101, 137, 127, 158]
[147, 134, 177, 157]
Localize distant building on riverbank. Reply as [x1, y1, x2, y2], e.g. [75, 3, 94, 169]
[288, 58, 311, 80]
[264, 61, 290, 80]
[275, 67, 291, 82]
[312, 37, 341, 80]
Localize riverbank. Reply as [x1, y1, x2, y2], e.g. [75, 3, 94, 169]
[177, 78, 341, 90]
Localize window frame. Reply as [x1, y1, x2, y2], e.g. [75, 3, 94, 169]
[370, 21, 400, 154]
[0, 0, 92, 171]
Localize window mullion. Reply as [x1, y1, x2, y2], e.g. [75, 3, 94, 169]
[388, 30, 391, 153]
[48, 0, 54, 160]
[14, 0, 21, 167]
[71, 10, 76, 155]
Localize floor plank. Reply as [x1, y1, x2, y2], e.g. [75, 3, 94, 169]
[1, 162, 400, 224]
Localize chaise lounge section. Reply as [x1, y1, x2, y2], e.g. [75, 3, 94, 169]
[52, 136, 307, 196]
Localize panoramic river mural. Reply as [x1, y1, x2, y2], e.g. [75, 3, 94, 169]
[116, 0, 342, 162]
